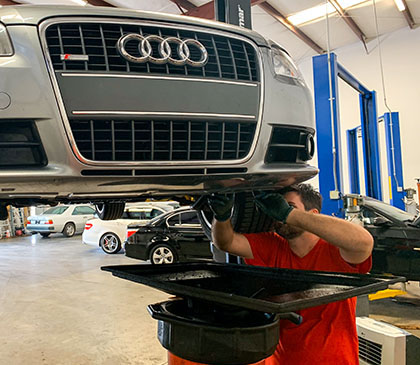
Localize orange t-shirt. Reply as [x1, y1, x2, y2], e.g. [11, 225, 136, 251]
[244, 232, 372, 365]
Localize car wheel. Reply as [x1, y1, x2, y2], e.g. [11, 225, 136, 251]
[198, 192, 275, 240]
[100, 233, 122, 254]
[62, 222, 76, 237]
[95, 202, 125, 221]
[40, 232, 51, 238]
[149, 244, 178, 265]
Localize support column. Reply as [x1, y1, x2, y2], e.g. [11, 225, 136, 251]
[383, 112, 405, 209]
[359, 91, 382, 200]
[346, 127, 360, 194]
[313, 53, 344, 216]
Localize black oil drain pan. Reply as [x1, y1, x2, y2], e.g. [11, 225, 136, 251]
[149, 298, 279, 365]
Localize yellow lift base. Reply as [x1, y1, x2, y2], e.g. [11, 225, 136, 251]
[369, 289, 407, 301]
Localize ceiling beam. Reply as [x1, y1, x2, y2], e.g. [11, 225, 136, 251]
[328, 0, 367, 50]
[0, 0, 21, 5]
[399, 0, 415, 29]
[258, 2, 325, 54]
[85, 0, 115, 6]
[169, 0, 197, 12]
[185, 0, 266, 20]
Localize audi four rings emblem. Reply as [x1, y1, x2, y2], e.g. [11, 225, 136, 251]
[116, 34, 209, 67]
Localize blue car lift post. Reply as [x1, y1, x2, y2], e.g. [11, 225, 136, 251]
[348, 112, 405, 210]
[313, 53, 382, 216]
[381, 112, 405, 210]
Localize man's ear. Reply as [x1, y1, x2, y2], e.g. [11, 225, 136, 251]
[310, 208, 320, 214]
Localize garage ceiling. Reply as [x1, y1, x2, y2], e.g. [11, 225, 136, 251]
[1, 0, 419, 61]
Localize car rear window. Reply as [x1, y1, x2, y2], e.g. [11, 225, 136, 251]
[124, 208, 163, 220]
[42, 206, 69, 215]
[72, 206, 95, 215]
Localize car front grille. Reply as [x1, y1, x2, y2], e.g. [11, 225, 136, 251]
[70, 119, 256, 162]
[45, 22, 259, 82]
[265, 126, 315, 164]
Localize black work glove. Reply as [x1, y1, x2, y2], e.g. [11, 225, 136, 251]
[207, 193, 234, 222]
[254, 192, 294, 223]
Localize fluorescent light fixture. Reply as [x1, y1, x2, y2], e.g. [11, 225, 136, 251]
[287, 0, 367, 26]
[394, 0, 406, 12]
[288, 3, 335, 26]
[70, 0, 88, 5]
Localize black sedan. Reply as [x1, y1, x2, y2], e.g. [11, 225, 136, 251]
[343, 195, 420, 280]
[125, 207, 212, 264]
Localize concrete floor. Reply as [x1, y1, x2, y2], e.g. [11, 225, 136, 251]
[0, 234, 419, 365]
[0, 234, 169, 365]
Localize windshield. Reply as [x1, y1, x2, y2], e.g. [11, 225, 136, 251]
[42, 206, 69, 215]
[364, 198, 416, 222]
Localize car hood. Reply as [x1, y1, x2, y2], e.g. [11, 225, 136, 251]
[0, 5, 269, 47]
[357, 196, 416, 226]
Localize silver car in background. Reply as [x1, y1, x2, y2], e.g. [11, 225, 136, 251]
[0, 6, 317, 235]
[27, 204, 96, 237]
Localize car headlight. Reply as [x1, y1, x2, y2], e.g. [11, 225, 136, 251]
[0, 23, 13, 56]
[270, 45, 303, 82]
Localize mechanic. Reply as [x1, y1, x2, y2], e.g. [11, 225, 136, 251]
[208, 184, 374, 365]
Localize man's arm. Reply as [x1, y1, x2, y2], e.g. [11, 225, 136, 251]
[206, 194, 254, 258]
[286, 209, 373, 264]
[211, 219, 254, 259]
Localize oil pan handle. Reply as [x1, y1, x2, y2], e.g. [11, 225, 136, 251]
[278, 312, 302, 325]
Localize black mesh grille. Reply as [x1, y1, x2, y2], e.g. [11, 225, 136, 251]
[358, 337, 382, 365]
[70, 119, 256, 162]
[265, 126, 315, 164]
[45, 23, 259, 82]
[0, 120, 47, 168]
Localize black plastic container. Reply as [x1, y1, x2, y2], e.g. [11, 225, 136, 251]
[149, 298, 279, 365]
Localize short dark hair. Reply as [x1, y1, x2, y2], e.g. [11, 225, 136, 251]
[281, 183, 322, 212]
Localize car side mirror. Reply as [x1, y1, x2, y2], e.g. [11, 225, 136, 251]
[372, 216, 392, 227]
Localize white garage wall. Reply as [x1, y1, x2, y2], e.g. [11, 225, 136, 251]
[297, 25, 420, 202]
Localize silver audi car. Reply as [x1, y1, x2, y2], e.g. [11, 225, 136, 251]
[0, 6, 317, 234]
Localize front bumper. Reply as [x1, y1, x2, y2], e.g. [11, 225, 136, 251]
[0, 16, 317, 206]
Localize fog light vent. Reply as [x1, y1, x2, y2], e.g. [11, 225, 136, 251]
[265, 126, 315, 164]
[0, 120, 47, 168]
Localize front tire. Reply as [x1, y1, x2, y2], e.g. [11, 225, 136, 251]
[95, 202, 125, 220]
[198, 192, 275, 240]
[100, 233, 122, 254]
[62, 223, 75, 237]
[149, 244, 177, 264]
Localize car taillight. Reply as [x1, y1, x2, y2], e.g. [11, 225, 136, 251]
[85, 223, 93, 230]
[126, 230, 136, 239]
[26, 220, 31, 225]
[46, 220, 53, 225]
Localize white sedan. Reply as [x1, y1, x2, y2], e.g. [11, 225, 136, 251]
[27, 205, 96, 238]
[82, 203, 177, 254]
